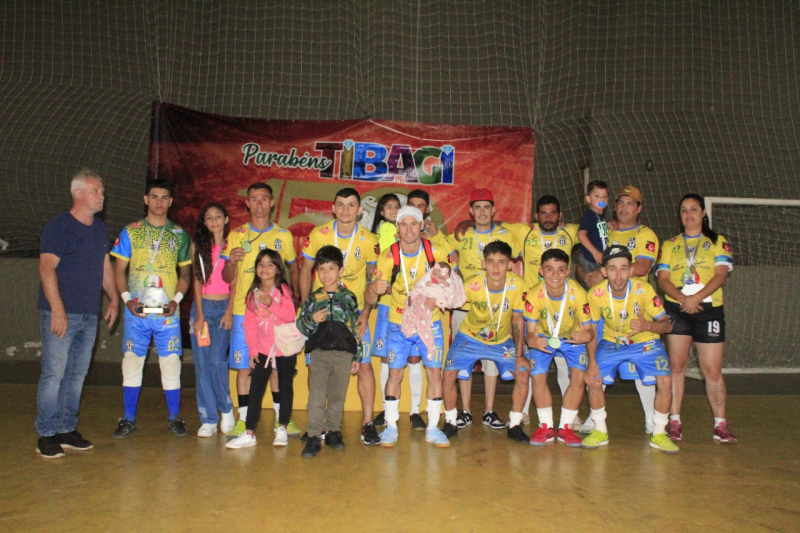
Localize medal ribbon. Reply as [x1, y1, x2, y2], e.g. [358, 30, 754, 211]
[399, 243, 423, 297]
[608, 280, 630, 343]
[246, 223, 272, 250]
[146, 222, 168, 267]
[545, 281, 569, 339]
[484, 276, 508, 338]
[333, 222, 357, 270]
[682, 233, 702, 272]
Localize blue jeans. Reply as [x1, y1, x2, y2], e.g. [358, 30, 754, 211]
[36, 310, 97, 436]
[189, 299, 234, 424]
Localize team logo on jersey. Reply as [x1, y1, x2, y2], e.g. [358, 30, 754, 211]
[544, 239, 553, 248]
[703, 241, 712, 251]
[627, 238, 637, 250]
[359, 232, 365, 242]
[559, 235, 567, 247]
[633, 302, 640, 317]
[619, 309, 629, 320]
[273, 239, 282, 251]
[233, 350, 242, 364]
[388, 350, 396, 364]
[375, 337, 384, 351]
[478, 241, 486, 252]
[502, 298, 510, 312]
[303, 238, 311, 248]
[355, 247, 361, 261]
[568, 307, 574, 319]
[672, 244, 681, 253]
[646, 241, 656, 253]
[583, 303, 591, 316]
[492, 303, 500, 313]
[168, 238, 176, 252]
[722, 242, 731, 252]
[410, 268, 417, 278]
[125, 338, 134, 351]
[593, 288, 605, 297]
[525, 300, 534, 313]
[468, 282, 481, 292]
[259, 242, 267, 251]
[652, 296, 662, 308]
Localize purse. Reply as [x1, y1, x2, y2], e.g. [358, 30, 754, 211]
[273, 322, 307, 355]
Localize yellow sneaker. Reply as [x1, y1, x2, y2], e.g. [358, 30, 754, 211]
[227, 420, 246, 438]
[274, 419, 302, 437]
[581, 430, 609, 449]
[650, 432, 680, 454]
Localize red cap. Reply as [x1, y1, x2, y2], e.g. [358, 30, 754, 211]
[469, 189, 494, 204]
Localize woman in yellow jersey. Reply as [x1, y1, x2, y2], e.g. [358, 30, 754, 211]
[656, 194, 736, 444]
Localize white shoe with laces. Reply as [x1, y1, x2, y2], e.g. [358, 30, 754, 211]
[226, 432, 256, 449]
[197, 423, 217, 438]
[274, 427, 289, 447]
[220, 411, 236, 434]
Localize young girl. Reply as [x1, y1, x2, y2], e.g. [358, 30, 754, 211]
[227, 249, 297, 449]
[190, 203, 236, 437]
[372, 193, 401, 252]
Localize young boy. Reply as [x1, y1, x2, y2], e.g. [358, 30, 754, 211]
[296, 246, 363, 458]
[577, 180, 610, 283]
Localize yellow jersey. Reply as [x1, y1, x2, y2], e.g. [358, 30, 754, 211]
[656, 233, 732, 307]
[446, 224, 520, 283]
[609, 224, 659, 280]
[505, 222, 578, 289]
[523, 278, 591, 338]
[588, 279, 665, 345]
[460, 272, 525, 345]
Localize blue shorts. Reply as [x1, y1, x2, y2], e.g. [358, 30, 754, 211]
[386, 321, 444, 369]
[596, 319, 644, 381]
[596, 339, 667, 385]
[373, 303, 419, 360]
[306, 311, 372, 365]
[230, 314, 249, 369]
[444, 332, 517, 381]
[122, 308, 182, 358]
[526, 334, 587, 376]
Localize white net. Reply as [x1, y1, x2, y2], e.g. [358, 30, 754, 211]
[1, 1, 798, 367]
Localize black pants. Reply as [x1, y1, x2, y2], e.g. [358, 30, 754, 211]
[245, 354, 297, 431]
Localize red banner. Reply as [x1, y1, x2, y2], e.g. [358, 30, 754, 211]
[147, 102, 534, 253]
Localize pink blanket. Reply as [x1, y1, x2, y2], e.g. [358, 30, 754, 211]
[401, 265, 466, 354]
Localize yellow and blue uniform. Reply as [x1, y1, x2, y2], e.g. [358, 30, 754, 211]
[302, 220, 378, 362]
[609, 224, 659, 281]
[111, 219, 191, 357]
[505, 222, 578, 289]
[222, 222, 297, 369]
[523, 279, 592, 375]
[587, 279, 670, 385]
[446, 224, 520, 283]
[372, 239, 453, 368]
[444, 272, 525, 380]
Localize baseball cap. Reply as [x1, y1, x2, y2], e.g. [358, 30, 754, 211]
[601, 245, 633, 266]
[396, 205, 424, 225]
[469, 189, 494, 204]
[616, 185, 643, 204]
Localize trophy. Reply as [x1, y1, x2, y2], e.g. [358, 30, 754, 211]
[135, 275, 170, 314]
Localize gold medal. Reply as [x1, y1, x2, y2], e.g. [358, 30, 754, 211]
[690, 265, 696, 274]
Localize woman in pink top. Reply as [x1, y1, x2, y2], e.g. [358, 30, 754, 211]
[190, 203, 236, 437]
[226, 249, 297, 449]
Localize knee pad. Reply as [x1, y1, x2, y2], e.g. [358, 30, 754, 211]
[122, 351, 145, 387]
[481, 359, 499, 377]
[159, 353, 181, 390]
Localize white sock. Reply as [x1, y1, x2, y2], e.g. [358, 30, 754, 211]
[385, 399, 400, 429]
[670, 414, 681, 422]
[590, 407, 608, 434]
[714, 417, 726, 427]
[555, 356, 569, 397]
[509, 411, 523, 428]
[559, 408, 578, 429]
[409, 363, 424, 414]
[653, 411, 669, 435]
[445, 408, 458, 425]
[380, 362, 389, 408]
[522, 377, 533, 415]
[273, 402, 280, 419]
[635, 380, 656, 424]
[238, 405, 248, 421]
[536, 407, 554, 428]
[427, 399, 442, 430]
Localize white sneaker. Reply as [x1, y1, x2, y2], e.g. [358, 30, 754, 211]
[579, 417, 596, 434]
[273, 427, 288, 447]
[226, 432, 256, 449]
[645, 418, 654, 434]
[197, 423, 218, 437]
[572, 416, 584, 431]
[220, 410, 236, 434]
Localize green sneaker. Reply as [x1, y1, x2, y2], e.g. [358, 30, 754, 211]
[650, 432, 680, 454]
[227, 420, 246, 439]
[581, 430, 609, 449]
[274, 419, 302, 437]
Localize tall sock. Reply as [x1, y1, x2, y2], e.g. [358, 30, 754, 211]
[385, 397, 400, 429]
[714, 417, 726, 427]
[590, 407, 608, 434]
[653, 410, 669, 435]
[559, 408, 579, 429]
[635, 380, 656, 423]
[272, 391, 281, 421]
[670, 414, 681, 422]
[380, 362, 389, 408]
[427, 398, 443, 430]
[444, 408, 458, 425]
[123, 386, 141, 422]
[164, 389, 180, 419]
[408, 363, 423, 414]
[509, 411, 523, 428]
[522, 377, 533, 415]
[554, 356, 570, 397]
[238, 394, 249, 421]
[536, 407, 554, 428]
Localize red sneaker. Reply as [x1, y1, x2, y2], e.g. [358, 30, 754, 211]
[529, 424, 555, 446]
[713, 421, 737, 444]
[557, 426, 582, 447]
[667, 420, 682, 442]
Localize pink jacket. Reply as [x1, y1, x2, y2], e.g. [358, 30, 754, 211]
[243, 284, 296, 358]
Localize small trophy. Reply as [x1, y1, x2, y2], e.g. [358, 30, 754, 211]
[135, 275, 170, 314]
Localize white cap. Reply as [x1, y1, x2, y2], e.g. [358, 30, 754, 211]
[396, 205, 424, 225]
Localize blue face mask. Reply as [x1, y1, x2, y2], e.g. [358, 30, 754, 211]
[598, 201, 607, 209]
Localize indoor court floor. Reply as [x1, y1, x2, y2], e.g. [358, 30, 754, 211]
[1, 383, 797, 532]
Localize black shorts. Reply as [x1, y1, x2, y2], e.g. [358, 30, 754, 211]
[664, 301, 725, 343]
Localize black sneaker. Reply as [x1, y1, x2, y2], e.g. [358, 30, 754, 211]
[361, 422, 380, 445]
[373, 411, 386, 427]
[507, 424, 530, 443]
[36, 435, 65, 459]
[112, 419, 137, 439]
[325, 431, 345, 450]
[410, 413, 426, 430]
[57, 430, 93, 450]
[301, 436, 322, 458]
[167, 416, 188, 437]
[482, 411, 505, 429]
[442, 422, 459, 439]
[456, 410, 473, 429]
[301, 431, 310, 443]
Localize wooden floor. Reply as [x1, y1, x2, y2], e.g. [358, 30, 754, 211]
[2, 384, 798, 532]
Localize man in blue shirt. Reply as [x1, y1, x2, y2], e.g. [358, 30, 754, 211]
[36, 169, 119, 459]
